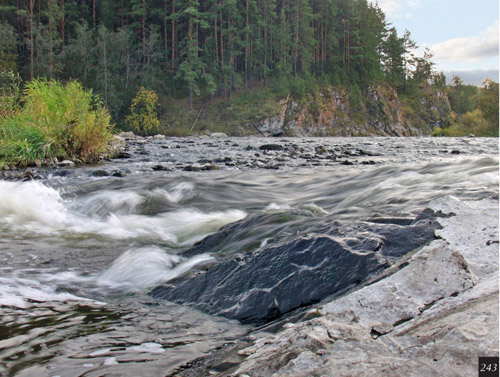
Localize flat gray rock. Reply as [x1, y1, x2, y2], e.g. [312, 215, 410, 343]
[230, 198, 499, 377]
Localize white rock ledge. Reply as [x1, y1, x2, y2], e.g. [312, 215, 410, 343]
[232, 197, 499, 377]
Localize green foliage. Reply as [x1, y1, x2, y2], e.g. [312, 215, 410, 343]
[348, 84, 363, 112]
[289, 77, 307, 99]
[478, 78, 499, 127]
[0, 70, 22, 119]
[125, 87, 160, 136]
[433, 108, 498, 138]
[0, 79, 113, 166]
[3, 0, 492, 139]
[0, 22, 18, 72]
[0, 0, 417, 120]
[447, 75, 479, 115]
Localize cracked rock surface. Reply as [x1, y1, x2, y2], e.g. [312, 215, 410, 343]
[228, 197, 499, 377]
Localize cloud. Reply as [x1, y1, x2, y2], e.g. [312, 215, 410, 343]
[443, 69, 499, 86]
[375, 0, 420, 19]
[431, 21, 499, 62]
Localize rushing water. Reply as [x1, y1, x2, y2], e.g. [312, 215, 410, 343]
[0, 137, 498, 376]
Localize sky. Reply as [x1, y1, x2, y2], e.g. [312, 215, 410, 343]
[376, 0, 499, 85]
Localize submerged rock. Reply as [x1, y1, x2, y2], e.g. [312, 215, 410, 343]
[89, 169, 110, 177]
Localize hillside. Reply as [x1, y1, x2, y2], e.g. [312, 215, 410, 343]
[159, 82, 452, 137]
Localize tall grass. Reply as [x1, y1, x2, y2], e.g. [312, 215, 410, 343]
[0, 79, 113, 166]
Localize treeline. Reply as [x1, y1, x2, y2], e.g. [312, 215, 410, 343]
[437, 76, 499, 137]
[0, 0, 441, 121]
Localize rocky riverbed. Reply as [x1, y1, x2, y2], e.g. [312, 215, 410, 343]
[0, 135, 498, 376]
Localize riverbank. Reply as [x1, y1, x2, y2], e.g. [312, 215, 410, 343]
[159, 83, 454, 137]
[173, 197, 499, 377]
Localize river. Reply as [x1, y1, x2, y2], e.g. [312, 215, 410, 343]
[0, 136, 498, 376]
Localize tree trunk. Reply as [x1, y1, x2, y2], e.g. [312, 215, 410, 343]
[294, 0, 299, 75]
[245, 0, 249, 87]
[142, 0, 146, 57]
[29, 0, 34, 79]
[171, 0, 176, 63]
[228, 15, 233, 97]
[163, 0, 168, 74]
[171, 0, 176, 99]
[189, 83, 193, 111]
[122, 0, 125, 28]
[263, 0, 267, 87]
[59, 0, 64, 49]
[48, 0, 53, 78]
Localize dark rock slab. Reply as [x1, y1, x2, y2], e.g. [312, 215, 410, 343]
[151, 209, 441, 325]
[151, 235, 389, 324]
[259, 144, 284, 151]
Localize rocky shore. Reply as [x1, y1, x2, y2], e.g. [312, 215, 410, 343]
[1, 132, 479, 182]
[172, 197, 499, 377]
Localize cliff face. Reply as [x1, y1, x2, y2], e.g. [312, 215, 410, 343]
[256, 84, 452, 137]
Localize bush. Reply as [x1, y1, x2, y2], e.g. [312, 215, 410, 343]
[0, 78, 113, 166]
[432, 109, 498, 137]
[289, 77, 306, 99]
[0, 70, 22, 119]
[124, 87, 160, 136]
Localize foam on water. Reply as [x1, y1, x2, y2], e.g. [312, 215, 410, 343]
[265, 203, 292, 212]
[0, 181, 245, 245]
[74, 182, 195, 216]
[70, 208, 247, 244]
[97, 246, 214, 290]
[0, 246, 215, 307]
[265, 202, 328, 215]
[0, 275, 91, 308]
[0, 181, 69, 231]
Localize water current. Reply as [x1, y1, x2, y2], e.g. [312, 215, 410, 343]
[0, 136, 498, 376]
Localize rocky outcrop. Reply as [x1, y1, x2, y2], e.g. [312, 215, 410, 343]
[255, 84, 452, 137]
[224, 198, 499, 377]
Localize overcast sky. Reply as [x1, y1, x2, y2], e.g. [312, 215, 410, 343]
[376, 0, 499, 85]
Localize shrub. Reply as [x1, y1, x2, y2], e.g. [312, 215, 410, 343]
[289, 77, 306, 99]
[0, 70, 22, 119]
[0, 78, 113, 166]
[125, 87, 160, 136]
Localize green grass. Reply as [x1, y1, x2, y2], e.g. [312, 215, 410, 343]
[0, 79, 113, 166]
[158, 84, 282, 136]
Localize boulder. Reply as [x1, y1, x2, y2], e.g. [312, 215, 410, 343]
[259, 144, 283, 151]
[117, 131, 137, 139]
[107, 135, 127, 158]
[58, 160, 75, 167]
[151, 209, 441, 324]
[89, 169, 110, 177]
[210, 132, 228, 138]
[152, 235, 389, 324]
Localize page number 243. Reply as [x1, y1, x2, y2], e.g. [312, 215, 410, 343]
[479, 357, 499, 377]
